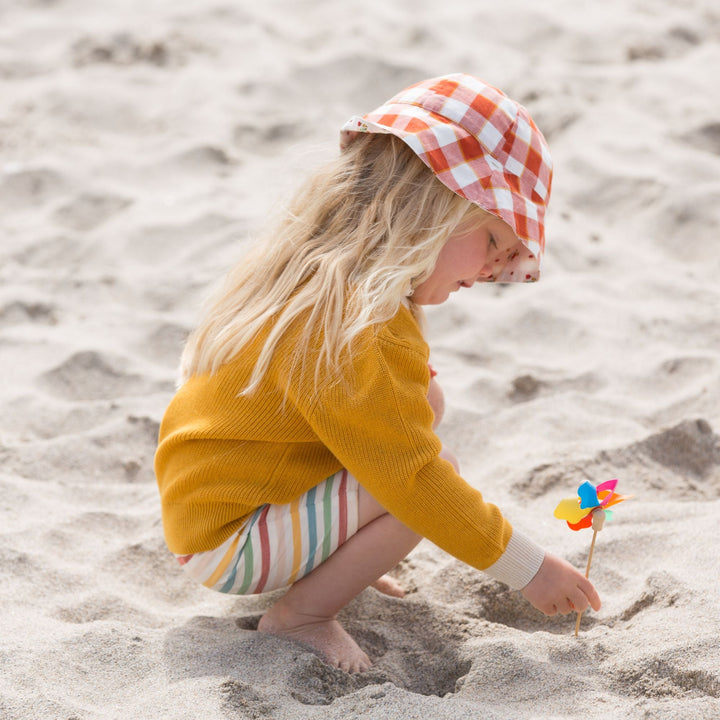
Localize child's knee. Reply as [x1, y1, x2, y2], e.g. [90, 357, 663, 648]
[427, 377, 445, 429]
[357, 484, 387, 527]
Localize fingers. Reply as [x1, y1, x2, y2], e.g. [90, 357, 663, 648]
[557, 597, 576, 616]
[544, 586, 601, 617]
[519, 552, 602, 618]
[578, 577, 602, 612]
[542, 599, 574, 616]
[566, 580, 601, 616]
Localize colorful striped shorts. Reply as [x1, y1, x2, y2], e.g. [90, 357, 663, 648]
[175, 470, 360, 595]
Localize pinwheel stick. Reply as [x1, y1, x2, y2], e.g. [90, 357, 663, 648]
[574, 508, 605, 637]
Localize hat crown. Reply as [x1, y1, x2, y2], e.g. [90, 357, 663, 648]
[387, 74, 551, 188]
[391, 75, 518, 146]
[340, 73, 553, 283]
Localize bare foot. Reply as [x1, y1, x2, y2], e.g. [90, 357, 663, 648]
[258, 607, 371, 673]
[371, 573, 405, 597]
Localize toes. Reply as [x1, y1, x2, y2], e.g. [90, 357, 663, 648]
[372, 574, 406, 598]
[336, 652, 371, 674]
[349, 656, 371, 674]
[359, 652, 371, 672]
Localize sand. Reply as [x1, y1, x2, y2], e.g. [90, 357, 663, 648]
[1, 0, 719, 718]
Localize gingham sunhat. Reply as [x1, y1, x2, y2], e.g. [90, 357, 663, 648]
[340, 73, 553, 282]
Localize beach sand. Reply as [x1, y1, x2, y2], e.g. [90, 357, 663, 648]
[1, 0, 719, 717]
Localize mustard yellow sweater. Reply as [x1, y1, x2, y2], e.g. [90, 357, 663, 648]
[155, 304, 544, 589]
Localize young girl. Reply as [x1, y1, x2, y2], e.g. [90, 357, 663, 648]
[155, 73, 600, 673]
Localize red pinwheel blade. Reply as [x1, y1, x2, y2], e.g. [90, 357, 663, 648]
[567, 514, 593, 531]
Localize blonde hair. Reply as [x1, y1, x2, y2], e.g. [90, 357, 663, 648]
[179, 134, 492, 392]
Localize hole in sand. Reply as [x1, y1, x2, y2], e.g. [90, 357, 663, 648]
[232, 589, 474, 703]
[339, 590, 474, 699]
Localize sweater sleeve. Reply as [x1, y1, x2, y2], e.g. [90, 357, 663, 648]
[301, 311, 544, 588]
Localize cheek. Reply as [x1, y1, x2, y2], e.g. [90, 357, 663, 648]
[459, 246, 489, 276]
[473, 246, 490, 267]
[447, 244, 484, 275]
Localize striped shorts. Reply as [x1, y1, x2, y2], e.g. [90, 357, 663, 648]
[175, 470, 360, 595]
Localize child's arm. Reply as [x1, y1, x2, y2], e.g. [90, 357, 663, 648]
[520, 552, 601, 615]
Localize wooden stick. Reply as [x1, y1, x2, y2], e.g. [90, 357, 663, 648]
[574, 528, 598, 636]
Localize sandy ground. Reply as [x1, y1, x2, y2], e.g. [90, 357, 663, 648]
[1, 0, 719, 718]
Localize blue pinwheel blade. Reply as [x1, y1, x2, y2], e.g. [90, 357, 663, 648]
[577, 481, 600, 509]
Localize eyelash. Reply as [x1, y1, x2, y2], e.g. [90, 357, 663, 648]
[489, 235, 498, 249]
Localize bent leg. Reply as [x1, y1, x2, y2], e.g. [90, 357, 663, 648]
[258, 485, 420, 672]
[258, 373, 453, 671]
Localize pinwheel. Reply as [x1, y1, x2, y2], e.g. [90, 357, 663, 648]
[554, 479, 632, 635]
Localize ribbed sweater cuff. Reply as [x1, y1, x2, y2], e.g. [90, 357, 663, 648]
[483, 529, 546, 590]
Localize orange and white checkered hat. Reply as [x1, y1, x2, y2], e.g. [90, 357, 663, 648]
[340, 73, 553, 282]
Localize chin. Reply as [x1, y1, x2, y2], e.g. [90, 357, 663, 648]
[425, 294, 450, 306]
[413, 287, 451, 305]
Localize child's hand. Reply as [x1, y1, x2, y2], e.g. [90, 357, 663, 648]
[520, 552, 601, 616]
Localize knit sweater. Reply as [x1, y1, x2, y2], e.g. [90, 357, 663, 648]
[154, 304, 545, 589]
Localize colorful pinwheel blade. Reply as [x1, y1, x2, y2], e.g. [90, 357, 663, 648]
[602, 492, 633, 510]
[554, 497, 590, 524]
[595, 478, 618, 496]
[577, 481, 600, 509]
[567, 514, 593, 531]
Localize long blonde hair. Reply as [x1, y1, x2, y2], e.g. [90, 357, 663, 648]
[179, 134, 491, 392]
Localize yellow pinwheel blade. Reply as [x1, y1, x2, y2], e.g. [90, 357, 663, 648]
[553, 497, 589, 524]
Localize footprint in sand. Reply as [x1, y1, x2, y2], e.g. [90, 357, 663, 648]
[71, 32, 192, 68]
[6, 234, 87, 270]
[288, 55, 427, 109]
[138, 322, 189, 368]
[171, 144, 235, 169]
[54, 593, 161, 627]
[147, 144, 238, 179]
[53, 192, 132, 232]
[626, 24, 702, 62]
[653, 186, 720, 263]
[233, 122, 306, 154]
[102, 537, 180, 600]
[0, 300, 58, 326]
[124, 213, 240, 266]
[38, 350, 162, 401]
[683, 121, 720, 157]
[0, 165, 68, 211]
[508, 371, 603, 404]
